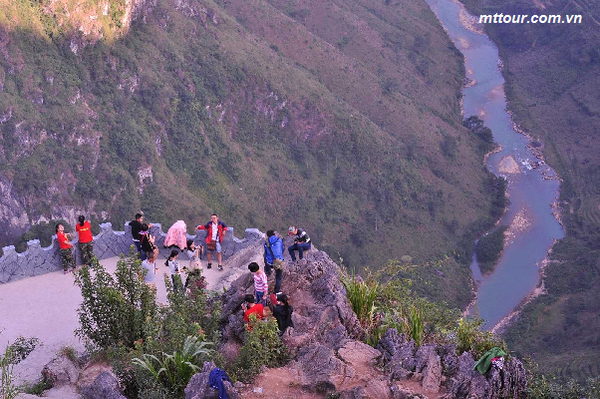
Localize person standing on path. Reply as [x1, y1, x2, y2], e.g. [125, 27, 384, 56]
[166, 249, 184, 293]
[141, 250, 159, 289]
[140, 223, 158, 260]
[76, 215, 94, 266]
[197, 214, 227, 271]
[264, 230, 284, 294]
[56, 223, 75, 273]
[287, 226, 311, 261]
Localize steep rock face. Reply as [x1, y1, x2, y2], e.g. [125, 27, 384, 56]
[378, 329, 527, 398]
[202, 250, 527, 398]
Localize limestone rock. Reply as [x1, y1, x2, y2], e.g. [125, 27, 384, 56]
[80, 371, 126, 399]
[339, 386, 367, 399]
[422, 350, 442, 394]
[377, 329, 417, 379]
[338, 340, 381, 368]
[42, 385, 81, 398]
[391, 382, 427, 399]
[41, 354, 81, 388]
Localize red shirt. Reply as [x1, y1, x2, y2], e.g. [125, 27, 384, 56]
[76, 221, 93, 243]
[243, 303, 264, 323]
[57, 231, 72, 249]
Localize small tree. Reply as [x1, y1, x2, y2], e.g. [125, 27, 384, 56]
[233, 315, 288, 381]
[1, 336, 39, 399]
[74, 252, 157, 350]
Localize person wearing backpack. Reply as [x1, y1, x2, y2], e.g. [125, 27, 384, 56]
[264, 230, 284, 294]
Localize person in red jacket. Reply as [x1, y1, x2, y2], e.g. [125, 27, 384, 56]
[56, 223, 75, 273]
[242, 293, 265, 327]
[197, 214, 227, 271]
[76, 215, 94, 266]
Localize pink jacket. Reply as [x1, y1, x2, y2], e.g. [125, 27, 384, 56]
[164, 220, 187, 250]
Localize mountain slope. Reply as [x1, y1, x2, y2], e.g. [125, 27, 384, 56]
[0, 0, 498, 307]
[459, 0, 600, 382]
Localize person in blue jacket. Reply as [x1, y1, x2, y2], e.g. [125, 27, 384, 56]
[264, 230, 284, 294]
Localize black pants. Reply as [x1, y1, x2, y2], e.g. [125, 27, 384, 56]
[265, 263, 282, 293]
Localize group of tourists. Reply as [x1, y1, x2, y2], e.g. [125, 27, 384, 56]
[55, 211, 311, 335]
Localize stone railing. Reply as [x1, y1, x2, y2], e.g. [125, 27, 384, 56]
[0, 222, 264, 284]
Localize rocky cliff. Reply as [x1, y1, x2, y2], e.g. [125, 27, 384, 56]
[185, 249, 528, 398]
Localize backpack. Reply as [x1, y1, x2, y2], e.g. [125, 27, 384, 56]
[266, 238, 285, 270]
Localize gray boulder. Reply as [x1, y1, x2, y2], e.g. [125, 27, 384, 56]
[41, 354, 81, 388]
[80, 371, 126, 399]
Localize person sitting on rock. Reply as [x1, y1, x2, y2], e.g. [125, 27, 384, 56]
[272, 293, 294, 336]
[287, 226, 311, 261]
[56, 223, 75, 274]
[263, 230, 284, 294]
[242, 293, 265, 325]
[197, 213, 227, 271]
[248, 262, 268, 305]
[76, 215, 94, 266]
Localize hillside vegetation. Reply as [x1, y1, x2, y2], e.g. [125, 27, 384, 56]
[460, 0, 600, 383]
[0, 0, 500, 307]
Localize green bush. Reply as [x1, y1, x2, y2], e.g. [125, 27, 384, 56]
[232, 315, 288, 382]
[526, 361, 600, 398]
[74, 252, 158, 350]
[341, 272, 378, 328]
[456, 318, 506, 359]
[1, 336, 39, 399]
[132, 336, 213, 397]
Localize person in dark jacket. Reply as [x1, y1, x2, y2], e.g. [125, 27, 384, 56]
[130, 212, 150, 260]
[287, 226, 311, 261]
[272, 293, 294, 335]
[264, 230, 284, 293]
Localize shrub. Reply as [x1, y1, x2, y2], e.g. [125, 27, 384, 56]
[132, 336, 213, 397]
[233, 315, 288, 382]
[1, 336, 39, 399]
[341, 273, 379, 328]
[526, 361, 600, 398]
[74, 252, 158, 350]
[456, 318, 506, 358]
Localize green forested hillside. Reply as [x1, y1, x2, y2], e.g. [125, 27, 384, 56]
[460, 0, 600, 382]
[0, 0, 499, 307]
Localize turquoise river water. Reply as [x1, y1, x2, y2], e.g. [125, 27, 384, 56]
[425, 0, 565, 329]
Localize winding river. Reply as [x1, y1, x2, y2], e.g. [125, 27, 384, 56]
[425, 0, 565, 329]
